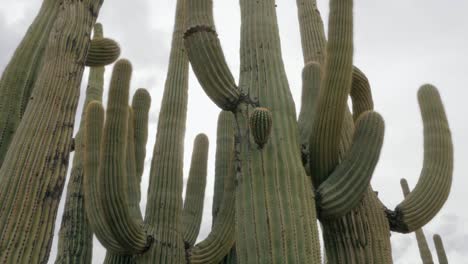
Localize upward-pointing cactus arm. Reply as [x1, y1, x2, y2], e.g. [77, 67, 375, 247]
[182, 134, 209, 248]
[132, 88, 151, 182]
[189, 111, 236, 264]
[387, 84, 453, 233]
[184, 0, 240, 110]
[350, 66, 374, 121]
[308, 0, 354, 185]
[316, 111, 384, 219]
[84, 60, 150, 254]
[433, 234, 449, 264]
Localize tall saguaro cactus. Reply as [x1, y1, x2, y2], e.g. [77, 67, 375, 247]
[0, 0, 104, 262]
[55, 23, 107, 264]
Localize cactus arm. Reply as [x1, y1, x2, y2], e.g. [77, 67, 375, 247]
[55, 23, 105, 264]
[400, 179, 434, 264]
[308, 0, 354, 186]
[316, 111, 384, 219]
[131, 88, 151, 182]
[295, 0, 327, 64]
[85, 37, 121, 67]
[184, 0, 240, 110]
[212, 111, 235, 223]
[387, 85, 453, 233]
[182, 134, 209, 248]
[350, 67, 374, 121]
[433, 234, 449, 264]
[189, 142, 236, 264]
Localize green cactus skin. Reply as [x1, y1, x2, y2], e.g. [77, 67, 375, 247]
[189, 111, 236, 264]
[350, 66, 374, 121]
[0, 0, 104, 262]
[400, 178, 434, 264]
[182, 134, 209, 248]
[85, 37, 121, 67]
[249, 108, 273, 149]
[296, 0, 327, 64]
[185, 0, 322, 262]
[0, 0, 60, 167]
[433, 234, 449, 264]
[55, 23, 106, 264]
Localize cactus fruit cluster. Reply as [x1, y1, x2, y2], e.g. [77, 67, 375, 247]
[0, 0, 456, 263]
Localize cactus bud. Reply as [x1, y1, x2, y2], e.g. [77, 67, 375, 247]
[85, 38, 121, 67]
[249, 107, 272, 148]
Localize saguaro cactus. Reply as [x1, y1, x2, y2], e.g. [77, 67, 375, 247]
[400, 178, 434, 264]
[294, 0, 453, 263]
[0, 0, 104, 262]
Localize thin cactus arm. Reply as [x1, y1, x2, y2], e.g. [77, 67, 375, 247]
[182, 134, 209, 248]
[433, 234, 449, 264]
[350, 66, 374, 121]
[387, 85, 453, 233]
[189, 111, 236, 264]
[400, 178, 434, 264]
[316, 111, 384, 219]
[308, 0, 354, 186]
[132, 88, 151, 182]
[184, 0, 240, 110]
[83, 60, 151, 254]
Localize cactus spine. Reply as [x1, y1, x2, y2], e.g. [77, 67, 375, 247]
[433, 234, 449, 264]
[55, 23, 106, 264]
[0, 0, 104, 262]
[0, 0, 60, 166]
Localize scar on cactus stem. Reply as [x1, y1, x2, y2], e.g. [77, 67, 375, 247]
[85, 37, 121, 67]
[249, 107, 272, 149]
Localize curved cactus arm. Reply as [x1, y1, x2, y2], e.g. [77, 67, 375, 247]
[85, 37, 121, 67]
[182, 134, 209, 248]
[84, 60, 150, 254]
[433, 234, 449, 264]
[308, 0, 354, 186]
[350, 66, 374, 121]
[400, 179, 434, 264]
[387, 85, 453, 233]
[184, 0, 240, 110]
[295, 0, 327, 64]
[297, 62, 321, 173]
[316, 111, 384, 219]
[131, 88, 151, 182]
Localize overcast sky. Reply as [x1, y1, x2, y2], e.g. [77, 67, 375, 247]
[1, 0, 467, 263]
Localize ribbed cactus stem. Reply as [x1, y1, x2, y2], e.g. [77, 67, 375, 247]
[0, 0, 60, 166]
[350, 67, 374, 121]
[400, 178, 434, 264]
[182, 134, 209, 248]
[0, 0, 104, 261]
[249, 107, 273, 149]
[189, 111, 236, 264]
[55, 22, 106, 264]
[433, 234, 448, 264]
[389, 85, 453, 233]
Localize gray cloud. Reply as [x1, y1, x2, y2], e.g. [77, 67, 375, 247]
[0, 0, 466, 263]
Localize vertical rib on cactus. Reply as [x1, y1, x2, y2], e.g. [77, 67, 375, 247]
[433, 234, 449, 264]
[400, 178, 434, 264]
[0, 0, 59, 166]
[189, 111, 236, 264]
[140, 0, 189, 261]
[388, 85, 453, 233]
[0, 0, 104, 261]
[350, 66, 374, 121]
[182, 134, 209, 248]
[55, 23, 105, 264]
[185, 0, 322, 262]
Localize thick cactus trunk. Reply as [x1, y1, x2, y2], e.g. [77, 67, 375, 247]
[233, 0, 321, 262]
[0, 0, 103, 262]
[55, 23, 105, 264]
[0, 0, 60, 166]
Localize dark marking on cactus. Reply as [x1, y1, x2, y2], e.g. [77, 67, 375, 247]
[384, 207, 409, 233]
[184, 25, 217, 39]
